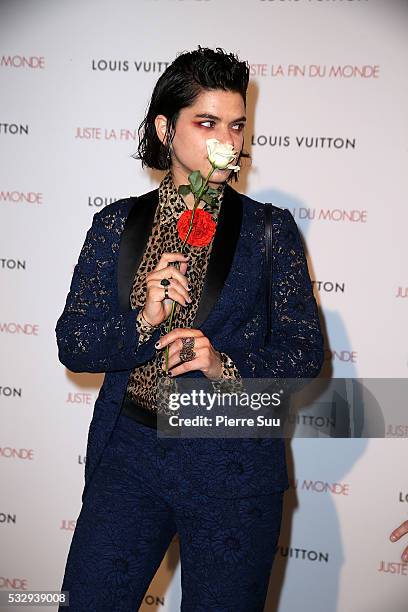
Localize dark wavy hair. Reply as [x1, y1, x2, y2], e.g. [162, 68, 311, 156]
[133, 46, 251, 182]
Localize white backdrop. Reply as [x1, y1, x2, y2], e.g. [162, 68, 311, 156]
[1, 1, 407, 611]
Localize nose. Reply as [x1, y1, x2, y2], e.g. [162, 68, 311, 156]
[216, 122, 234, 146]
[218, 125, 235, 147]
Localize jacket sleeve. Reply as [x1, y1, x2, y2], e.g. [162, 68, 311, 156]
[55, 207, 161, 373]
[226, 208, 324, 382]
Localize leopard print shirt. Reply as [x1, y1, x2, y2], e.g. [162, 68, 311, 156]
[125, 171, 242, 413]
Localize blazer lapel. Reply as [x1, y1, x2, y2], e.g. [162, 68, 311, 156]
[117, 188, 159, 312]
[192, 183, 242, 328]
[117, 182, 243, 329]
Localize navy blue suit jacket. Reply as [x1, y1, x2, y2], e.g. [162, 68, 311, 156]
[55, 184, 324, 501]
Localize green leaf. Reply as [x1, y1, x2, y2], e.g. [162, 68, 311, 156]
[188, 171, 203, 193]
[178, 184, 191, 196]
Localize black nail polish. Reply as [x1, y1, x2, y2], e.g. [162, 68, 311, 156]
[168, 371, 173, 376]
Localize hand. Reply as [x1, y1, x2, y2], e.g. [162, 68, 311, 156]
[389, 520, 408, 563]
[156, 327, 223, 380]
[142, 252, 191, 327]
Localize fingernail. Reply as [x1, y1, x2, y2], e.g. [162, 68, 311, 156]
[155, 341, 161, 348]
[391, 534, 397, 541]
[168, 371, 173, 376]
[187, 284, 191, 289]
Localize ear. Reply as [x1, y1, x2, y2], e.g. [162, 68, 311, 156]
[154, 114, 168, 145]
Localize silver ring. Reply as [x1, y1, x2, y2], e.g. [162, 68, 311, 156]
[179, 337, 196, 363]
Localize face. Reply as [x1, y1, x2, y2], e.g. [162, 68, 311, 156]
[155, 88, 246, 188]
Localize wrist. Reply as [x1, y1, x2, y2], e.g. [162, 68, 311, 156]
[209, 351, 223, 381]
[140, 308, 160, 329]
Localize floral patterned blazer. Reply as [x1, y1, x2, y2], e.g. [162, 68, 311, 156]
[55, 183, 324, 501]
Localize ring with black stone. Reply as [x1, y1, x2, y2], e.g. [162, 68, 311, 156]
[160, 278, 170, 299]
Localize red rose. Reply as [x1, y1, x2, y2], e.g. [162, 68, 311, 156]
[177, 208, 216, 247]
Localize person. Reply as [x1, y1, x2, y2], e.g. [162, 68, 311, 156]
[55, 46, 324, 612]
[390, 521, 408, 563]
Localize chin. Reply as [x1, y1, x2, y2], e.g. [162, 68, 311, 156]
[209, 168, 231, 182]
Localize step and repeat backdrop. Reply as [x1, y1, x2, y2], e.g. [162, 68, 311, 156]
[1, 1, 407, 611]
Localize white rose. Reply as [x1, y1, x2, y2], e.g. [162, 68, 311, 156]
[206, 138, 240, 172]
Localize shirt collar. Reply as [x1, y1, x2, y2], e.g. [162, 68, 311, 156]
[158, 170, 225, 226]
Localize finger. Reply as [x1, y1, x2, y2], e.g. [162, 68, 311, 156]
[148, 266, 191, 292]
[179, 261, 188, 276]
[156, 327, 203, 349]
[149, 279, 191, 305]
[166, 336, 209, 365]
[155, 252, 190, 273]
[153, 285, 189, 308]
[403, 547, 408, 563]
[165, 352, 205, 377]
[163, 341, 206, 371]
[390, 520, 408, 541]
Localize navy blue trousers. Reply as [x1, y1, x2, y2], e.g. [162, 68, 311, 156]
[59, 412, 285, 611]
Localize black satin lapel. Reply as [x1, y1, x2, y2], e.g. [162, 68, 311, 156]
[117, 189, 159, 312]
[192, 184, 243, 329]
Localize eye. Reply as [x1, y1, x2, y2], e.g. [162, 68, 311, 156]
[200, 120, 215, 128]
[232, 123, 245, 131]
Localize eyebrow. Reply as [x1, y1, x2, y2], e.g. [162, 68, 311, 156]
[193, 113, 247, 123]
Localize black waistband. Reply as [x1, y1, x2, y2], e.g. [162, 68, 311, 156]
[119, 393, 157, 429]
